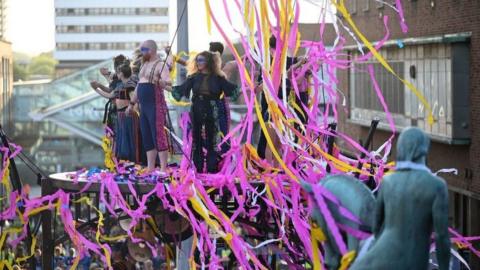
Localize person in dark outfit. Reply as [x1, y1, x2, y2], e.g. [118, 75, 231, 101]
[208, 42, 235, 156]
[170, 51, 239, 173]
[256, 36, 303, 160]
[115, 64, 145, 163]
[91, 63, 145, 164]
[94, 55, 126, 132]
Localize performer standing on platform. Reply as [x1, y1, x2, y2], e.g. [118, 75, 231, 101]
[115, 63, 145, 164]
[170, 51, 238, 173]
[256, 36, 304, 162]
[94, 55, 127, 132]
[127, 40, 171, 173]
[208, 42, 235, 155]
[91, 63, 145, 164]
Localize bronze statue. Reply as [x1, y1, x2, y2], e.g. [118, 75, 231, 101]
[303, 174, 375, 269]
[351, 127, 450, 270]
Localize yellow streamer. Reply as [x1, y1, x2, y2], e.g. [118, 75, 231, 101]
[254, 97, 298, 182]
[339, 250, 357, 270]
[0, 227, 24, 270]
[1, 160, 11, 195]
[311, 228, 322, 270]
[204, 0, 212, 34]
[101, 135, 115, 172]
[72, 196, 112, 269]
[332, 0, 434, 125]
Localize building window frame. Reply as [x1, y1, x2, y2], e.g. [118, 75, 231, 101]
[348, 39, 471, 144]
[363, 0, 370, 12]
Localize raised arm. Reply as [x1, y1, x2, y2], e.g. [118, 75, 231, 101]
[171, 76, 194, 101]
[432, 180, 451, 270]
[176, 57, 188, 67]
[99, 68, 113, 83]
[90, 81, 115, 99]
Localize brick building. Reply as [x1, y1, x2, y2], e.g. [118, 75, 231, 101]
[324, 0, 480, 265]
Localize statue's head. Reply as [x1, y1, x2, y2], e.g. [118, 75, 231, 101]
[396, 127, 430, 164]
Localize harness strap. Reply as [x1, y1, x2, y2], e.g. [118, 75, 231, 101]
[148, 60, 163, 84]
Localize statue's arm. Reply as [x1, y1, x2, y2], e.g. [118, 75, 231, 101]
[433, 180, 450, 270]
[373, 184, 385, 238]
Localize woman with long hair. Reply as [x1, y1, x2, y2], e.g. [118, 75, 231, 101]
[91, 62, 145, 164]
[169, 51, 239, 173]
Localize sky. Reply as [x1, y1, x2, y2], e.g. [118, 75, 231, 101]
[5, 0, 333, 55]
[5, 0, 56, 55]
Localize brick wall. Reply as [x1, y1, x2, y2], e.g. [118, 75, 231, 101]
[325, 0, 480, 195]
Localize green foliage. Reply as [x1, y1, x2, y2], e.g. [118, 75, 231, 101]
[13, 62, 29, 81]
[28, 52, 58, 76]
[13, 51, 58, 81]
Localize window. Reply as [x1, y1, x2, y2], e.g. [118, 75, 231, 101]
[56, 24, 169, 33]
[58, 42, 148, 51]
[449, 191, 480, 236]
[347, 0, 357, 14]
[352, 61, 404, 114]
[363, 0, 370, 12]
[348, 40, 471, 143]
[57, 8, 168, 16]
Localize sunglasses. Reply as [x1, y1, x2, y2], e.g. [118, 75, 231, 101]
[196, 58, 207, 63]
[140, 47, 150, 53]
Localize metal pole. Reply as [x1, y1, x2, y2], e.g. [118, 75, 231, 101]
[175, 2, 192, 269]
[176, 0, 189, 84]
[354, 119, 380, 179]
[325, 123, 337, 173]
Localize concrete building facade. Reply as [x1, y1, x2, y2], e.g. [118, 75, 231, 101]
[54, 0, 170, 75]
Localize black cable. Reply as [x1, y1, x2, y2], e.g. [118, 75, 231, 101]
[0, 125, 37, 268]
[158, 0, 188, 78]
[11, 153, 43, 177]
[3, 133, 48, 178]
[1, 134, 44, 237]
[158, 1, 198, 173]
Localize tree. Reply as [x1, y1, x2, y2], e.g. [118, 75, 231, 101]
[13, 51, 58, 81]
[28, 53, 58, 77]
[13, 52, 32, 81]
[13, 62, 29, 81]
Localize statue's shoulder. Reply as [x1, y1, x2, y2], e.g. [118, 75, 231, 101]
[416, 172, 448, 196]
[431, 174, 448, 190]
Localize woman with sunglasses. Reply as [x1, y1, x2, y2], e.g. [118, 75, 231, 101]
[169, 51, 239, 173]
